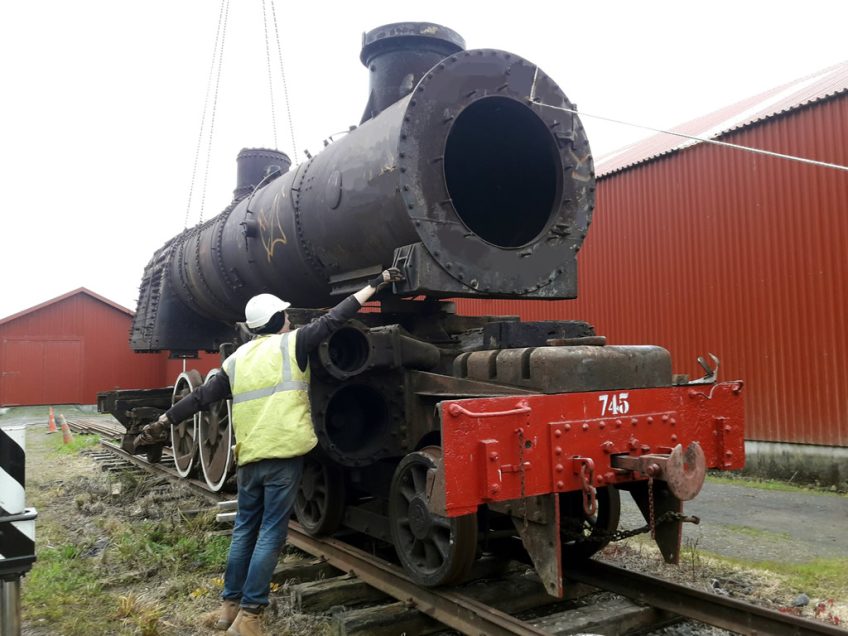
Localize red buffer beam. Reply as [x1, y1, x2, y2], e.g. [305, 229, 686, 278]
[438, 381, 744, 517]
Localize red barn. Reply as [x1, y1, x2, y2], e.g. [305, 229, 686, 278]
[0, 288, 216, 406]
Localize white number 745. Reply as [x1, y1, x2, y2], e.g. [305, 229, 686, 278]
[598, 392, 630, 416]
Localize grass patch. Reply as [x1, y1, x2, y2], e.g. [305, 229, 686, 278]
[705, 553, 848, 597]
[54, 432, 101, 453]
[723, 523, 792, 541]
[706, 473, 847, 497]
[22, 423, 229, 635]
[23, 544, 115, 631]
[112, 516, 230, 574]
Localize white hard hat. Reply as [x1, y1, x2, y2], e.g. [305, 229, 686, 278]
[244, 293, 291, 329]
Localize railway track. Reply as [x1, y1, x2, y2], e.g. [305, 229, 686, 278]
[96, 440, 846, 636]
[64, 415, 124, 440]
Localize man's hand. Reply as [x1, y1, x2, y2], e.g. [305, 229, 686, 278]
[368, 267, 405, 291]
[133, 413, 171, 449]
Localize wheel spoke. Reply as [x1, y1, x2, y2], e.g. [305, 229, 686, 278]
[399, 484, 416, 503]
[423, 540, 441, 568]
[432, 531, 450, 560]
[411, 465, 426, 494]
[411, 538, 425, 561]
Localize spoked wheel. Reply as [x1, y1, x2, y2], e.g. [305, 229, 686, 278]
[294, 453, 346, 536]
[560, 485, 621, 561]
[171, 369, 202, 478]
[198, 368, 233, 491]
[389, 446, 477, 587]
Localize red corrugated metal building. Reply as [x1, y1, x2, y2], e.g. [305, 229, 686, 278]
[459, 62, 848, 449]
[0, 288, 217, 406]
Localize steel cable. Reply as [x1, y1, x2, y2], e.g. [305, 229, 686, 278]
[533, 100, 848, 173]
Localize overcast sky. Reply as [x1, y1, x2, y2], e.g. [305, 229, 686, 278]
[1, 1, 846, 318]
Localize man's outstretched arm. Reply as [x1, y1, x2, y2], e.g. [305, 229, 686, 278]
[294, 267, 404, 371]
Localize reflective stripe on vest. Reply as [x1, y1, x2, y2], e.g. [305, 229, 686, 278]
[231, 333, 308, 404]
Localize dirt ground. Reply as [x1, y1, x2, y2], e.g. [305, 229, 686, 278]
[9, 406, 328, 636]
[5, 405, 846, 634]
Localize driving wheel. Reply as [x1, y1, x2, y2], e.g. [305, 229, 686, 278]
[198, 368, 234, 491]
[170, 369, 202, 478]
[294, 453, 346, 536]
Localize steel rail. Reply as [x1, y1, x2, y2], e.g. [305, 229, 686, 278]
[100, 440, 222, 503]
[97, 442, 842, 636]
[286, 522, 550, 636]
[569, 559, 846, 636]
[98, 441, 551, 634]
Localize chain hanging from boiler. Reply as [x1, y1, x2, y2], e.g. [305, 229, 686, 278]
[184, 0, 231, 229]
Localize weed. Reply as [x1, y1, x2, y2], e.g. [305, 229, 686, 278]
[116, 593, 165, 635]
[682, 536, 702, 580]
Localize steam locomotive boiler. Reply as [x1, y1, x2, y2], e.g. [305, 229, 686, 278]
[99, 22, 745, 596]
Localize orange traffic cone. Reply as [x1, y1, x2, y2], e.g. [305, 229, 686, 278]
[59, 414, 73, 445]
[47, 406, 58, 434]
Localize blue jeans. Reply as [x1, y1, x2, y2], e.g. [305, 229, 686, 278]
[222, 456, 303, 608]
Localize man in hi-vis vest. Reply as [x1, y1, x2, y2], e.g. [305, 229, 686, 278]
[138, 267, 403, 636]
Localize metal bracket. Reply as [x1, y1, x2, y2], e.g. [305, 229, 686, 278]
[688, 353, 720, 384]
[507, 494, 564, 598]
[611, 443, 707, 501]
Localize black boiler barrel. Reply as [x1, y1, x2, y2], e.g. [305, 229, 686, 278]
[131, 41, 594, 352]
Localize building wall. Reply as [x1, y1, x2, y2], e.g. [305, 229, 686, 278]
[0, 292, 219, 405]
[457, 95, 848, 447]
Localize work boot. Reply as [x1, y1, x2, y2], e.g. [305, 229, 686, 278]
[214, 600, 239, 630]
[226, 609, 263, 636]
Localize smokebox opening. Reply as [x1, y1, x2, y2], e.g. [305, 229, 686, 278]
[325, 327, 370, 376]
[324, 385, 389, 456]
[444, 97, 560, 248]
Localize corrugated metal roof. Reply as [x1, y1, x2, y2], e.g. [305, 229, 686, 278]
[596, 61, 848, 177]
[0, 287, 133, 327]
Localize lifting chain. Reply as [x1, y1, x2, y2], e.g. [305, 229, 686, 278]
[261, 0, 278, 148]
[268, 0, 298, 159]
[184, 0, 230, 228]
[648, 476, 656, 539]
[578, 460, 598, 517]
[516, 427, 528, 531]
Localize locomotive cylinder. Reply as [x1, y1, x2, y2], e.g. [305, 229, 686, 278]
[132, 22, 595, 352]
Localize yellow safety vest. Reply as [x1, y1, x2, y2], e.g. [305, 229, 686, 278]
[222, 329, 317, 466]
